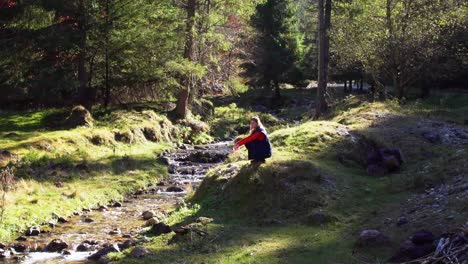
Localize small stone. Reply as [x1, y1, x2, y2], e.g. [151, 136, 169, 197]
[84, 218, 94, 223]
[112, 202, 123, 207]
[129, 246, 150, 258]
[62, 250, 72, 255]
[16, 236, 27, 242]
[55, 182, 65, 188]
[77, 243, 93, 252]
[97, 205, 108, 211]
[57, 216, 68, 223]
[156, 181, 167, 186]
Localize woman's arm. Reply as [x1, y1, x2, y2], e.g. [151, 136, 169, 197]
[233, 132, 265, 150]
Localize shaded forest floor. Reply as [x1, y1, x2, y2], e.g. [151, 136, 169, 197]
[0, 89, 467, 263]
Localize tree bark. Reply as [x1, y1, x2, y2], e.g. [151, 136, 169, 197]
[344, 80, 347, 93]
[175, 0, 197, 119]
[104, 0, 111, 108]
[315, 0, 331, 119]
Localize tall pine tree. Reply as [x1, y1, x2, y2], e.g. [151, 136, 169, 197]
[247, 0, 304, 99]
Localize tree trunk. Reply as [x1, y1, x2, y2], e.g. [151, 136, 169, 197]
[315, 0, 331, 119]
[344, 80, 347, 93]
[77, 0, 92, 110]
[175, 0, 197, 119]
[104, 0, 111, 108]
[360, 78, 364, 92]
[274, 80, 281, 99]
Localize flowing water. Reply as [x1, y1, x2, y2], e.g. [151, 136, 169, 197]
[0, 142, 231, 264]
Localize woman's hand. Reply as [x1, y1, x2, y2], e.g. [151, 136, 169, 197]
[232, 144, 239, 151]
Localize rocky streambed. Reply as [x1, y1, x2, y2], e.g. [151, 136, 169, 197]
[0, 142, 231, 264]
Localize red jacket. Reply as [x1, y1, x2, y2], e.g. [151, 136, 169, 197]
[236, 132, 265, 146]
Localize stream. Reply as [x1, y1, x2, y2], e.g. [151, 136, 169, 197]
[0, 142, 231, 264]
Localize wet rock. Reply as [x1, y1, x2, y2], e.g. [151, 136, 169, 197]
[46, 239, 68, 252]
[88, 244, 120, 260]
[142, 210, 156, 220]
[0, 243, 5, 249]
[129, 246, 150, 258]
[16, 236, 27, 242]
[109, 228, 121, 235]
[0, 248, 10, 258]
[84, 218, 94, 223]
[166, 186, 184, 192]
[25, 226, 40, 236]
[356, 230, 390, 247]
[149, 223, 172, 236]
[57, 216, 68, 223]
[73, 211, 82, 216]
[77, 243, 94, 252]
[156, 181, 167, 186]
[411, 230, 435, 245]
[112, 202, 123, 207]
[97, 205, 108, 211]
[396, 216, 409, 227]
[83, 239, 100, 245]
[158, 156, 170, 165]
[62, 250, 72, 255]
[118, 239, 136, 250]
[11, 243, 28, 253]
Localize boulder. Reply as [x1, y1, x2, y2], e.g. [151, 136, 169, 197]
[129, 246, 150, 258]
[46, 239, 68, 252]
[356, 230, 390, 248]
[65, 105, 94, 128]
[76, 243, 97, 252]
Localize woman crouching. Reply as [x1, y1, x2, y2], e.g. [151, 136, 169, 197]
[233, 117, 272, 164]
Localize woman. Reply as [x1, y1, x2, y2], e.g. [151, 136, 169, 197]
[233, 117, 272, 164]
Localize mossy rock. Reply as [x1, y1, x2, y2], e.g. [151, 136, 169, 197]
[89, 131, 115, 146]
[114, 130, 134, 144]
[65, 105, 94, 128]
[143, 127, 162, 142]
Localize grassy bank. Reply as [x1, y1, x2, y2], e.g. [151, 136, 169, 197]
[0, 108, 185, 241]
[115, 93, 467, 263]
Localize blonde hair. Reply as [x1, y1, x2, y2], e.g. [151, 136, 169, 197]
[250, 116, 264, 134]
